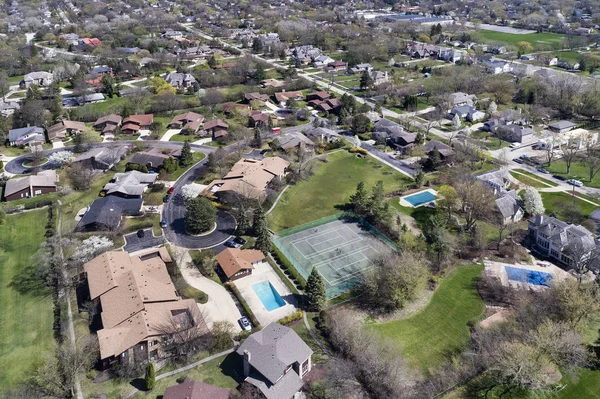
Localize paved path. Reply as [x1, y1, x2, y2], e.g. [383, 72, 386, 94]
[172, 246, 243, 331]
[161, 129, 182, 142]
[361, 143, 416, 178]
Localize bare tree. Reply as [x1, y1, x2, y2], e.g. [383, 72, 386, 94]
[453, 173, 496, 231]
[201, 88, 225, 118]
[67, 166, 97, 190]
[583, 143, 600, 183]
[156, 304, 211, 362]
[29, 146, 46, 175]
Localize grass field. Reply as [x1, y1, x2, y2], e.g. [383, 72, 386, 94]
[268, 151, 411, 231]
[540, 191, 598, 221]
[0, 210, 55, 390]
[511, 169, 558, 187]
[372, 264, 485, 373]
[480, 30, 566, 50]
[510, 171, 552, 188]
[546, 160, 600, 188]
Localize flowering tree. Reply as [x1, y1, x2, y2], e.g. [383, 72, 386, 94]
[73, 236, 114, 262]
[181, 184, 204, 200]
[523, 187, 545, 216]
[48, 151, 74, 167]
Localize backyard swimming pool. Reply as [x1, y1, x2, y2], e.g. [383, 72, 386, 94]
[402, 190, 438, 207]
[252, 281, 286, 311]
[505, 266, 553, 286]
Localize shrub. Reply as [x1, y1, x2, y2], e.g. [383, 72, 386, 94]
[271, 246, 307, 289]
[144, 363, 155, 391]
[277, 311, 304, 325]
[348, 147, 368, 155]
[150, 183, 165, 192]
[226, 282, 260, 327]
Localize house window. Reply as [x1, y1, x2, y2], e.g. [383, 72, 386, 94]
[122, 352, 128, 358]
[301, 359, 309, 375]
[550, 249, 560, 258]
[140, 345, 144, 350]
[34, 190, 42, 195]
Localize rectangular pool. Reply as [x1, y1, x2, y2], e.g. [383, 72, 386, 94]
[403, 191, 437, 207]
[505, 266, 553, 286]
[252, 281, 286, 311]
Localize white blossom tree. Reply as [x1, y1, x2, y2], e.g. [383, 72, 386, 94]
[523, 187, 545, 216]
[452, 113, 461, 130]
[73, 236, 114, 262]
[181, 184, 204, 200]
[48, 151, 74, 167]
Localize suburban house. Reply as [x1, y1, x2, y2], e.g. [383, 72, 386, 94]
[20, 71, 54, 88]
[203, 119, 229, 140]
[8, 126, 45, 146]
[79, 37, 102, 48]
[93, 114, 123, 136]
[528, 215, 600, 267]
[370, 70, 389, 85]
[3, 170, 58, 202]
[163, 381, 230, 399]
[439, 48, 466, 63]
[450, 105, 486, 122]
[164, 72, 197, 89]
[477, 170, 524, 225]
[163, 30, 184, 39]
[304, 127, 340, 143]
[121, 114, 154, 135]
[244, 92, 270, 104]
[175, 45, 213, 59]
[46, 120, 86, 142]
[0, 100, 19, 116]
[76, 196, 143, 232]
[216, 248, 265, 281]
[349, 63, 373, 74]
[424, 140, 454, 160]
[548, 120, 577, 134]
[313, 54, 335, 68]
[497, 124, 535, 143]
[324, 61, 348, 73]
[276, 132, 316, 152]
[62, 93, 105, 107]
[72, 147, 127, 170]
[485, 61, 513, 75]
[237, 323, 313, 399]
[128, 148, 180, 172]
[169, 112, 205, 133]
[449, 92, 477, 108]
[103, 171, 157, 198]
[206, 157, 289, 200]
[315, 98, 342, 114]
[249, 111, 277, 129]
[306, 91, 331, 102]
[287, 45, 322, 64]
[83, 248, 204, 369]
[274, 91, 304, 107]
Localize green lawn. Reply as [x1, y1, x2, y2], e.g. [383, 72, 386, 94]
[268, 151, 411, 231]
[540, 191, 598, 220]
[546, 160, 600, 188]
[0, 210, 55, 390]
[372, 264, 485, 373]
[169, 133, 197, 142]
[479, 31, 566, 50]
[554, 50, 584, 62]
[162, 152, 206, 181]
[511, 169, 558, 187]
[510, 171, 551, 188]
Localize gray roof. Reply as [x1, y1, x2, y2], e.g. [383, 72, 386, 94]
[549, 120, 577, 130]
[4, 170, 57, 197]
[77, 196, 143, 231]
[277, 132, 315, 150]
[530, 214, 598, 251]
[304, 127, 339, 139]
[129, 151, 169, 168]
[23, 71, 52, 82]
[246, 369, 303, 399]
[237, 323, 313, 384]
[103, 171, 157, 196]
[165, 72, 196, 85]
[8, 126, 44, 142]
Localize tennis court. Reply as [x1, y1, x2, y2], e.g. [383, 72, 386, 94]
[274, 217, 395, 298]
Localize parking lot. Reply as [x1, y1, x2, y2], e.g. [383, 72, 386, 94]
[123, 228, 165, 253]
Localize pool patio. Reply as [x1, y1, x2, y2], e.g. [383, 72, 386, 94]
[484, 260, 574, 290]
[399, 188, 438, 208]
[234, 260, 298, 326]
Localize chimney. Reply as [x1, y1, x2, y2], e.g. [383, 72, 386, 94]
[243, 350, 251, 377]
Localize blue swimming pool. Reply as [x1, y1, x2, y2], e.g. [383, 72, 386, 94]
[252, 281, 286, 311]
[505, 266, 553, 286]
[403, 191, 437, 207]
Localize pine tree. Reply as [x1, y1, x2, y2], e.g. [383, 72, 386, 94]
[253, 206, 271, 253]
[180, 140, 193, 166]
[144, 363, 155, 391]
[305, 268, 326, 311]
[253, 128, 262, 148]
[367, 180, 385, 217]
[236, 208, 250, 236]
[349, 182, 369, 215]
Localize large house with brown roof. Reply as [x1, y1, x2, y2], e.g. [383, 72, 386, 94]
[203, 119, 229, 140]
[3, 170, 58, 202]
[47, 120, 86, 142]
[206, 157, 289, 201]
[216, 248, 265, 281]
[274, 91, 304, 107]
[168, 112, 204, 133]
[93, 114, 122, 136]
[84, 248, 205, 368]
[121, 114, 154, 134]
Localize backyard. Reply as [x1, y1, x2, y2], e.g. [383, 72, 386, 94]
[372, 264, 485, 373]
[540, 191, 599, 221]
[267, 150, 411, 231]
[0, 210, 55, 390]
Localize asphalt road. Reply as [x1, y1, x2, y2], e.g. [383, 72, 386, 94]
[123, 228, 166, 253]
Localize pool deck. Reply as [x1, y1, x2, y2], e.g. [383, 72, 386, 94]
[399, 188, 438, 208]
[234, 261, 298, 326]
[484, 260, 574, 290]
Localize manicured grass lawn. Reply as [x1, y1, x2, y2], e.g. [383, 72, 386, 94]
[268, 151, 411, 231]
[546, 160, 600, 188]
[512, 168, 558, 187]
[163, 152, 206, 181]
[372, 264, 485, 373]
[554, 50, 583, 62]
[7, 75, 23, 84]
[480, 30, 565, 50]
[169, 133, 196, 142]
[121, 213, 162, 236]
[0, 210, 55, 390]
[510, 171, 551, 188]
[0, 145, 30, 157]
[540, 191, 598, 220]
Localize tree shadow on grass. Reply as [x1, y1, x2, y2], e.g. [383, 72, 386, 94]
[129, 377, 146, 391]
[8, 264, 52, 297]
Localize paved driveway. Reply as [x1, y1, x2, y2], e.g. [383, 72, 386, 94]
[123, 228, 166, 253]
[161, 129, 182, 141]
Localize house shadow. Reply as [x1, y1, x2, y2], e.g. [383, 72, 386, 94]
[129, 377, 146, 391]
[218, 352, 244, 384]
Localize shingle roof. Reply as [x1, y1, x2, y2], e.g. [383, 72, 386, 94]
[103, 171, 157, 196]
[216, 248, 264, 278]
[8, 126, 44, 142]
[4, 170, 57, 197]
[77, 196, 143, 231]
[549, 120, 577, 130]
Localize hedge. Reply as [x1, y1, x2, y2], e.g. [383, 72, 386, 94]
[266, 255, 300, 295]
[4, 197, 54, 214]
[226, 282, 260, 328]
[349, 147, 369, 155]
[271, 246, 307, 290]
[278, 310, 303, 325]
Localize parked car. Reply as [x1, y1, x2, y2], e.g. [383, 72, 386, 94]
[136, 229, 145, 238]
[163, 194, 171, 203]
[234, 236, 247, 246]
[225, 238, 242, 248]
[167, 186, 175, 195]
[537, 167, 549, 174]
[553, 175, 566, 181]
[513, 158, 525, 164]
[239, 316, 252, 331]
[567, 179, 584, 187]
[520, 154, 528, 159]
[160, 218, 168, 228]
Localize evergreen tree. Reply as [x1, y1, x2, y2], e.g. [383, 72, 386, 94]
[207, 55, 217, 69]
[236, 208, 250, 236]
[144, 363, 155, 391]
[101, 74, 115, 98]
[349, 182, 369, 215]
[254, 63, 267, 82]
[185, 197, 217, 234]
[180, 140, 193, 166]
[305, 268, 326, 312]
[253, 127, 262, 148]
[252, 38, 263, 53]
[359, 70, 373, 90]
[253, 206, 271, 253]
[414, 169, 425, 188]
[367, 180, 385, 217]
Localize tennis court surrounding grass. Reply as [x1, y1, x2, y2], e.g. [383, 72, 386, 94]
[480, 30, 565, 50]
[268, 151, 411, 231]
[372, 264, 484, 373]
[0, 210, 55, 390]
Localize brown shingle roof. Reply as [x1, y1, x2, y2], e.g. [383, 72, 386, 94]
[123, 114, 154, 127]
[204, 119, 229, 129]
[216, 248, 264, 278]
